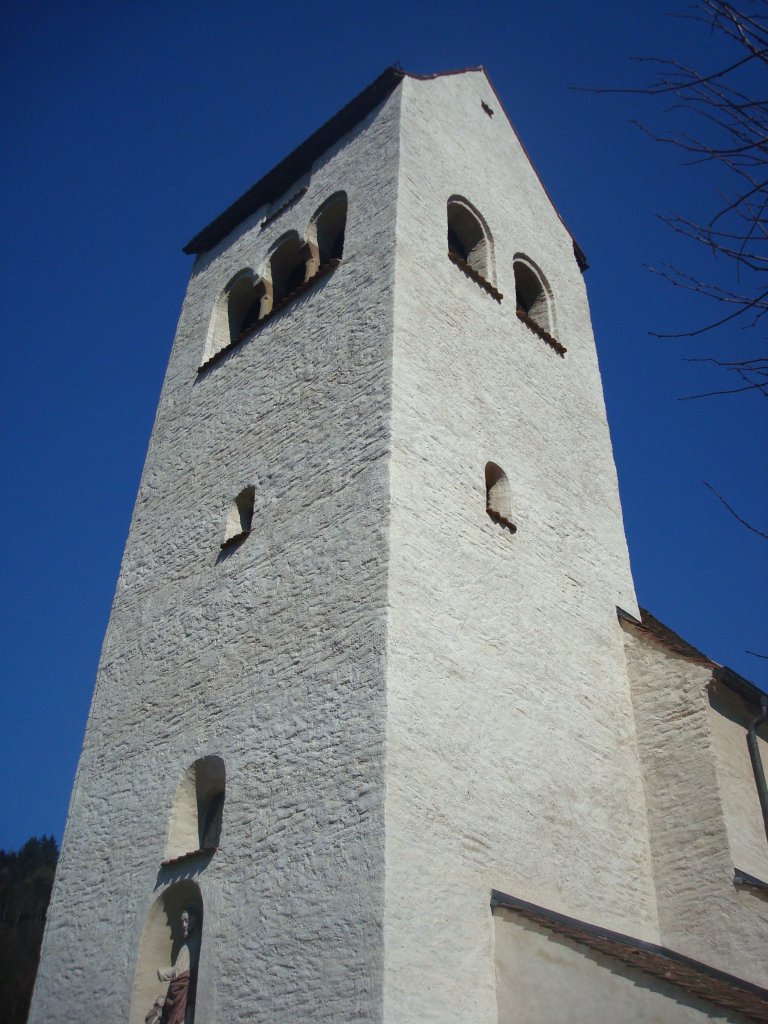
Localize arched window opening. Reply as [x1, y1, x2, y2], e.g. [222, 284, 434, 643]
[202, 271, 266, 366]
[485, 462, 516, 533]
[312, 192, 347, 264]
[514, 258, 554, 338]
[165, 755, 226, 862]
[269, 235, 311, 308]
[129, 881, 203, 1024]
[447, 198, 493, 283]
[222, 486, 255, 549]
[200, 208, 345, 373]
[226, 272, 269, 344]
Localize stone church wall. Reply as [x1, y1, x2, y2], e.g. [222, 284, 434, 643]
[623, 625, 768, 989]
[30, 87, 403, 1024]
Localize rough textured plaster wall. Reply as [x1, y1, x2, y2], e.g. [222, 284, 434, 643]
[708, 680, 768, 883]
[383, 71, 657, 1024]
[623, 627, 768, 987]
[31, 91, 402, 1024]
[493, 911, 745, 1024]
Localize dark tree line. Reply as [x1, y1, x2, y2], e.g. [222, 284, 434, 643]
[0, 836, 58, 1024]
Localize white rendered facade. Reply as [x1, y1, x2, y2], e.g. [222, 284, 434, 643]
[385, 70, 656, 1021]
[31, 69, 768, 1024]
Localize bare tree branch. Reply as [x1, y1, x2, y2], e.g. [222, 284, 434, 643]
[586, 3, 768, 545]
[703, 481, 768, 538]
[678, 354, 768, 396]
[583, 2, 768, 352]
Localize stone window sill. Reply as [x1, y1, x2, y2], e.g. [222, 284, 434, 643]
[448, 251, 503, 302]
[220, 530, 250, 550]
[161, 847, 218, 868]
[487, 508, 517, 533]
[734, 868, 768, 894]
[516, 308, 566, 357]
[198, 258, 341, 373]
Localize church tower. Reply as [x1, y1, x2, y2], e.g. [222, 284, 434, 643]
[30, 68, 767, 1024]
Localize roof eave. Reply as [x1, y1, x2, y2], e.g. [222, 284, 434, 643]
[491, 889, 768, 1020]
[183, 64, 589, 265]
[714, 664, 768, 709]
[617, 606, 767, 705]
[183, 66, 406, 255]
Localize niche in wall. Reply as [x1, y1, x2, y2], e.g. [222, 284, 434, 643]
[129, 880, 203, 1024]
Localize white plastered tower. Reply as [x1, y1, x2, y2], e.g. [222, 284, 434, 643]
[31, 68, 668, 1024]
[384, 69, 660, 1021]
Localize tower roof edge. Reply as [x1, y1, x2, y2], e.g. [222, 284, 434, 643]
[183, 64, 588, 267]
[183, 66, 406, 255]
[474, 69, 589, 270]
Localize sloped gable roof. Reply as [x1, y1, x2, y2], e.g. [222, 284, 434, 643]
[183, 65, 587, 264]
[183, 67, 405, 255]
[492, 890, 768, 1022]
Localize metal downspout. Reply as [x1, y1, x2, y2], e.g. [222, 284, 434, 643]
[746, 694, 768, 848]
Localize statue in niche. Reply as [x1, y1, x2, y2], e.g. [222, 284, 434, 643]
[146, 907, 201, 1024]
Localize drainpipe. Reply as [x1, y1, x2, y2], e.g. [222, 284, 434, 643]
[746, 694, 768, 848]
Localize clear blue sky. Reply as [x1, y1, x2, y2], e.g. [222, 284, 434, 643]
[1, 0, 765, 851]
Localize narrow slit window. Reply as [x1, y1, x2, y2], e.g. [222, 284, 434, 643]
[514, 259, 554, 338]
[447, 198, 493, 281]
[485, 462, 516, 533]
[164, 755, 226, 862]
[222, 486, 255, 549]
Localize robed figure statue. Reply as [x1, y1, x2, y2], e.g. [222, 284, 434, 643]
[145, 908, 200, 1024]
